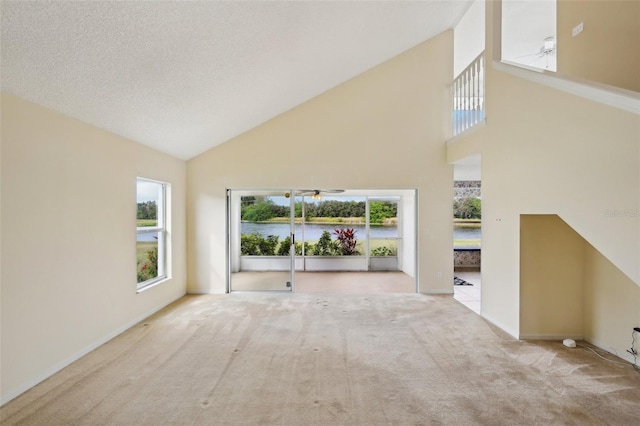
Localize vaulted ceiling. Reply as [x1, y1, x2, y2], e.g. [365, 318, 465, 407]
[1, 1, 473, 160]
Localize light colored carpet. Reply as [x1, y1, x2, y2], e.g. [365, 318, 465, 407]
[2, 293, 639, 425]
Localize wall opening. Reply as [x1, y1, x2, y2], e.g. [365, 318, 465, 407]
[501, 0, 556, 72]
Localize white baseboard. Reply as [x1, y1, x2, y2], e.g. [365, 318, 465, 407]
[479, 313, 519, 339]
[519, 334, 584, 341]
[1, 292, 185, 407]
[584, 337, 638, 366]
[516, 335, 638, 366]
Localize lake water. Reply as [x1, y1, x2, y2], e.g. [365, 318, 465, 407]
[242, 222, 396, 240]
[241, 222, 481, 240]
[137, 232, 160, 242]
[453, 226, 482, 240]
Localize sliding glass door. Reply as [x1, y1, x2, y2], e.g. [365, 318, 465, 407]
[368, 197, 400, 271]
[228, 189, 294, 292]
[227, 189, 417, 293]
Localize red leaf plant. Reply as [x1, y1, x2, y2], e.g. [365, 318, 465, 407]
[334, 228, 359, 256]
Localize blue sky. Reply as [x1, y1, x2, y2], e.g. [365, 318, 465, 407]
[137, 180, 162, 203]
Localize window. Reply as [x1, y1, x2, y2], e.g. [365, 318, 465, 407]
[136, 178, 167, 290]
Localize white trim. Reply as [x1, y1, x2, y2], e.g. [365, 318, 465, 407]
[136, 178, 168, 290]
[479, 312, 519, 339]
[585, 337, 638, 366]
[304, 256, 367, 272]
[0, 292, 185, 407]
[136, 227, 163, 234]
[136, 275, 170, 293]
[369, 256, 399, 271]
[187, 290, 226, 295]
[493, 60, 640, 115]
[446, 119, 487, 146]
[513, 335, 637, 365]
[519, 333, 583, 341]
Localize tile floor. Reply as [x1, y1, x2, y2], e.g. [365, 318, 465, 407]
[453, 270, 481, 314]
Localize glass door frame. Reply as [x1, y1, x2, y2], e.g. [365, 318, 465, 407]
[226, 188, 295, 293]
[365, 196, 401, 270]
[288, 189, 295, 291]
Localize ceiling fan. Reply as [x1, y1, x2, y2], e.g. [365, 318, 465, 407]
[515, 36, 556, 70]
[292, 189, 345, 200]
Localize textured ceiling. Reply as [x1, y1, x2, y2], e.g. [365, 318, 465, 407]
[1, 0, 473, 160]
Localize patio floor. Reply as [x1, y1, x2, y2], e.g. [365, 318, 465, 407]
[453, 270, 481, 314]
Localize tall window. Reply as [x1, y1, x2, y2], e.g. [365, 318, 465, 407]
[136, 178, 167, 289]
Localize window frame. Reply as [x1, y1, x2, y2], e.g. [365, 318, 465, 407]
[136, 178, 168, 291]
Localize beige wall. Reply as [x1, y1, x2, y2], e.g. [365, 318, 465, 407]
[584, 242, 640, 357]
[187, 31, 455, 294]
[0, 94, 187, 403]
[557, 0, 640, 92]
[454, 0, 486, 76]
[519, 215, 639, 358]
[483, 23, 639, 321]
[519, 215, 585, 339]
[455, 2, 640, 356]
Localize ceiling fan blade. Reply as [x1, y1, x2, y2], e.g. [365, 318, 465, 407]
[513, 52, 540, 60]
[295, 189, 344, 195]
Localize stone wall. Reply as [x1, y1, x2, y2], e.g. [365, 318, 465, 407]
[454, 248, 481, 270]
[454, 180, 481, 199]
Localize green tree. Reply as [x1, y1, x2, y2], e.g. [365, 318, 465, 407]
[295, 241, 314, 255]
[314, 231, 338, 256]
[369, 201, 397, 223]
[278, 236, 291, 256]
[240, 233, 280, 255]
[137, 201, 157, 220]
[241, 197, 290, 222]
[242, 199, 277, 221]
[371, 246, 397, 256]
[453, 198, 481, 219]
[240, 233, 261, 255]
[258, 235, 279, 256]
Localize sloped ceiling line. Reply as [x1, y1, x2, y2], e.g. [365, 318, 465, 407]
[1, 1, 473, 160]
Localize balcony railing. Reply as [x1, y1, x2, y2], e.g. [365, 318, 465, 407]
[453, 52, 485, 136]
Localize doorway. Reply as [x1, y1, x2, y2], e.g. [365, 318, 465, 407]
[452, 162, 482, 313]
[227, 189, 417, 293]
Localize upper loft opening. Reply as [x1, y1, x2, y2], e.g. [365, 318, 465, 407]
[498, 0, 639, 94]
[451, 0, 639, 138]
[453, 0, 486, 137]
[501, 0, 556, 72]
